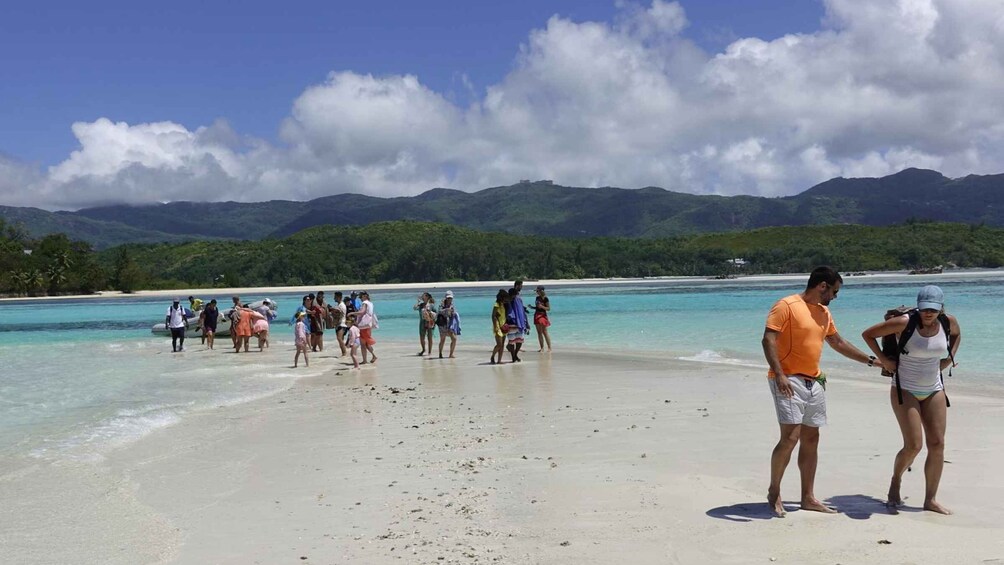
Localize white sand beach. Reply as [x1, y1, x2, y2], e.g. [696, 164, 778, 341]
[7, 341, 1004, 564]
[5, 268, 1004, 303]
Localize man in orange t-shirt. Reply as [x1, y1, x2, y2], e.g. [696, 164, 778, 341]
[761, 266, 877, 518]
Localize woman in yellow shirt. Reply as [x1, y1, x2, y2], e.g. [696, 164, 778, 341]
[490, 289, 508, 365]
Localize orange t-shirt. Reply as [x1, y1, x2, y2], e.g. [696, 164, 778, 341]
[765, 294, 836, 379]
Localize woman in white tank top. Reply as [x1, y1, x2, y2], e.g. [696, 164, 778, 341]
[862, 285, 961, 515]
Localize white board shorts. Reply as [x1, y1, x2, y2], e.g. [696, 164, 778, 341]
[769, 375, 827, 427]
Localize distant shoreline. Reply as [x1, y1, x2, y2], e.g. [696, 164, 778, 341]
[3, 268, 1004, 303]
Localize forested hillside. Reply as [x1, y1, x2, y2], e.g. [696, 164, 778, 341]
[4, 169, 1004, 248]
[94, 220, 1004, 289]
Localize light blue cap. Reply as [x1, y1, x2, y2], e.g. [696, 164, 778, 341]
[917, 285, 944, 310]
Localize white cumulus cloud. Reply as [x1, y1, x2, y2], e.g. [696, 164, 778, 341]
[4, 0, 1004, 210]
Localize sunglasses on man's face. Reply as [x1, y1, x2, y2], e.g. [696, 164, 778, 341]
[920, 308, 940, 314]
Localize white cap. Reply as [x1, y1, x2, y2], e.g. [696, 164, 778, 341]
[445, 290, 454, 298]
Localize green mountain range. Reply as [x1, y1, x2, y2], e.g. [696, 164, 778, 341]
[4, 168, 1002, 248]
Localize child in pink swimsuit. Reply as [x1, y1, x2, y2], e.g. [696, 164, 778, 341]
[294, 312, 309, 368]
[346, 319, 361, 369]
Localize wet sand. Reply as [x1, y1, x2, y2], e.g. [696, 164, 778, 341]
[39, 342, 1000, 564]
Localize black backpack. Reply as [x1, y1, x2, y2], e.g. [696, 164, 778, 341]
[880, 306, 957, 406]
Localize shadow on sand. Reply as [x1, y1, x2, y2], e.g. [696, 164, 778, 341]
[825, 494, 922, 519]
[705, 501, 781, 522]
[708, 494, 913, 522]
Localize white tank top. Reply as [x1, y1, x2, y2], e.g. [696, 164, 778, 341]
[896, 322, 948, 393]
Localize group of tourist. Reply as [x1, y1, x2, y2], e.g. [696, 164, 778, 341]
[410, 280, 552, 365]
[165, 281, 555, 369]
[488, 280, 551, 364]
[412, 290, 460, 358]
[165, 295, 277, 354]
[763, 266, 961, 517]
[289, 290, 377, 369]
[167, 290, 381, 369]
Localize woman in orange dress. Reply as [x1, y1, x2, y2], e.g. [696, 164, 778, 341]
[234, 306, 254, 353]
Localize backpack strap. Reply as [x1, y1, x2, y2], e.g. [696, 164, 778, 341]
[938, 313, 955, 408]
[892, 311, 920, 405]
[939, 314, 956, 374]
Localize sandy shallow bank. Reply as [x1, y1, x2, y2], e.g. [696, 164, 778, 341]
[5, 268, 1004, 303]
[56, 342, 1000, 565]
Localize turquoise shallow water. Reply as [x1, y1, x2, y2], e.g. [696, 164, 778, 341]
[1, 272, 1001, 462]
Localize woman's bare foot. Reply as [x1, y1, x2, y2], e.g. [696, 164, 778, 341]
[886, 478, 904, 513]
[924, 500, 952, 515]
[800, 497, 837, 513]
[767, 488, 786, 517]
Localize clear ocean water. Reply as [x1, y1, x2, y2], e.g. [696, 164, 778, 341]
[1, 272, 1001, 463]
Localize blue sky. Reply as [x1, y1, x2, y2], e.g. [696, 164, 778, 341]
[2, 0, 1000, 210]
[0, 0, 824, 166]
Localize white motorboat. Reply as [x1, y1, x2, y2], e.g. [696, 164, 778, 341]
[150, 299, 278, 337]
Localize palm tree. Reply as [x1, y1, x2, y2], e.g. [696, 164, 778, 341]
[55, 251, 73, 271]
[29, 270, 45, 295]
[11, 270, 31, 296]
[46, 263, 67, 293]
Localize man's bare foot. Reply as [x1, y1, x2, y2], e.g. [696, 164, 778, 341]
[371, 357, 377, 363]
[800, 497, 837, 513]
[767, 489, 786, 517]
[924, 500, 952, 515]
